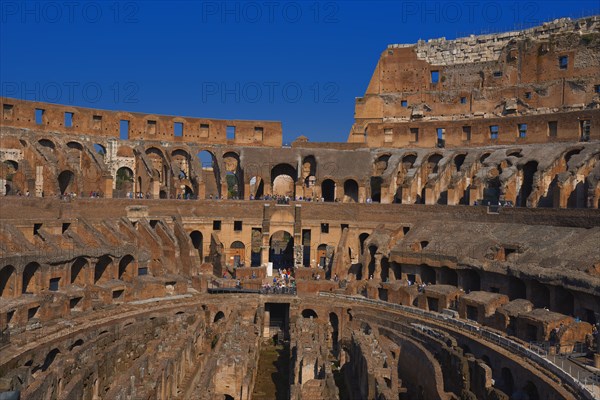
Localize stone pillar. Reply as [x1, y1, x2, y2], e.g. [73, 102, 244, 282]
[263, 309, 271, 338]
[373, 254, 383, 280]
[358, 186, 367, 203]
[35, 165, 44, 197]
[447, 187, 457, 205]
[244, 182, 251, 199]
[469, 186, 480, 205]
[424, 187, 435, 205]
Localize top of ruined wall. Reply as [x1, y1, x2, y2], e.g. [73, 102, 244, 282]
[388, 16, 600, 66]
[0, 97, 283, 147]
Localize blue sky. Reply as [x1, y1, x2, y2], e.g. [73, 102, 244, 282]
[1, 1, 598, 143]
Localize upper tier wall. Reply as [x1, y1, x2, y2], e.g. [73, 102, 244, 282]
[389, 16, 600, 66]
[0, 97, 283, 147]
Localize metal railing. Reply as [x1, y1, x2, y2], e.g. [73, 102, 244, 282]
[318, 292, 598, 400]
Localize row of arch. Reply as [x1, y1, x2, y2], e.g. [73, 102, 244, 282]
[0, 255, 137, 298]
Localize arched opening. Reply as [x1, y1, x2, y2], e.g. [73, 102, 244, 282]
[171, 149, 191, 181]
[529, 280, 550, 308]
[269, 230, 294, 270]
[439, 267, 458, 286]
[69, 339, 84, 351]
[484, 171, 501, 204]
[159, 190, 167, 199]
[71, 257, 88, 285]
[453, 154, 466, 172]
[554, 286, 574, 316]
[118, 255, 135, 281]
[66, 141, 83, 151]
[564, 148, 582, 165]
[38, 139, 55, 150]
[317, 244, 328, 268]
[508, 277, 526, 300]
[115, 167, 134, 194]
[359, 233, 369, 256]
[93, 144, 106, 156]
[271, 163, 297, 197]
[343, 179, 359, 202]
[479, 152, 491, 164]
[230, 241, 245, 268]
[427, 153, 443, 174]
[249, 176, 264, 199]
[373, 155, 390, 176]
[390, 261, 402, 281]
[301, 156, 316, 187]
[420, 264, 436, 285]
[213, 311, 225, 323]
[22, 262, 41, 294]
[517, 161, 538, 207]
[538, 175, 559, 207]
[500, 367, 514, 396]
[190, 231, 203, 262]
[523, 381, 540, 400]
[321, 179, 335, 202]
[94, 255, 113, 284]
[197, 150, 220, 198]
[0, 265, 16, 298]
[38, 348, 61, 374]
[223, 152, 242, 199]
[301, 309, 318, 319]
[462, 269, 480, 292]
[58, 170, 75, 195]
[370, 177, 382, 203]
[567, 180, 589, 208]
[402, 154, 417, 169]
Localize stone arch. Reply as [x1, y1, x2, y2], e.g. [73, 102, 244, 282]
[359, 233, 369, 256]
[22, 262, 41, 294]
[523, 381, 540, 400]
[223, 151, 243, 199]
[190, 230, 203, 262]
[230, 241, 245, 267]
[563, 147, 583, 166]
[343, 179, 359, 202]
[370, 176, 383, 202]
[145, 147, 169, 187]
[1, 160, 19, 195]
[301, 155, 317, 187]
[197, 149, 221, 198]
[94, 255, 113, 284]
[317, 244, 328, 268]
[554, 286, 574, 316]
[373, 154, 390, 176]
[213, 311, 225, 323]
[500, 367, 514, 396]
[439, 267, 458, 286]
[367, 245, 377, 278]
[93, 143, 107, 156]
[269, 230, 294, 270]
[301, 309, 318, 318]
[271, 163, 297, 197]
[426, 153, 443, 174]
[58, 170, 75, 195]
[420, 264, 436, 284]
[321, 179, 336, 202]
[71, 257, 88, 286]
[38, 138, 55, 150]
[453, 153, 466, 172]
[508, 276, 526, 300]
[479, 152, 492, 164]
[115, 166, 134, 193]
[66, 141, 84, 151]
[118, 255, 135, 281]
[461, 269, 480, 292]
[0, 265, 17, 298]
[171, 148, 192, 181]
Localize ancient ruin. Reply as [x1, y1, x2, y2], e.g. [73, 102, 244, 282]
[1, 16, 599, 400]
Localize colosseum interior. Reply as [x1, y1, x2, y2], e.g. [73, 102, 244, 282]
[1, 15, 600, 400]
